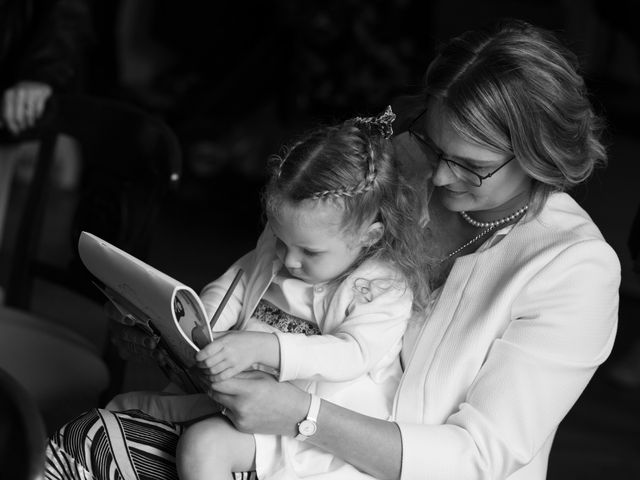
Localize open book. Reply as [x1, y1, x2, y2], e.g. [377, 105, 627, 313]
[78, 231, 241, 394]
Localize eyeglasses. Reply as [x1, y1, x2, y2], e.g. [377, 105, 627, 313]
[407, 108, 515, 187]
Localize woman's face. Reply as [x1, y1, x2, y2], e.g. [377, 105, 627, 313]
[424, 101, 531, 213]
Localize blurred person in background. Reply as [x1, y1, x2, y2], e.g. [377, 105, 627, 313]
[0, 0, 92, 248]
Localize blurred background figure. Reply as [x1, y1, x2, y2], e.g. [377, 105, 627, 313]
[0, 0, 92, 250]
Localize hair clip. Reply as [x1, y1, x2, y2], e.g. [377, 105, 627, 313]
[353, 105, 396, 139]
[375, 105, 396, 139]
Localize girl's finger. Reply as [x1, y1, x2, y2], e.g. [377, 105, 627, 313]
[208, 376, 251, 395]
[207, 370, 234, 383]
[210, 331, 230, 340]
[200, 358, 228, 376]
[195, 341, 223, 361]
[212, 368, 237, 382]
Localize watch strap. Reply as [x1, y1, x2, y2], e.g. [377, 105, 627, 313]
[307, 393, 321, 423]
[295, 393, 321, 441]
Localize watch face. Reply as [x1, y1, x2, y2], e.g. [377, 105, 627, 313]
[298, 419, 317, 437]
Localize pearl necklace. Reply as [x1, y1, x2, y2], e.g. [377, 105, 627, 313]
[460, 204, 529, 229]
[439, 204, 529, 263]
[438, 225, 497, 263]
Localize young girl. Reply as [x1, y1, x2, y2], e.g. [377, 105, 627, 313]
[176, 106, 429, 480]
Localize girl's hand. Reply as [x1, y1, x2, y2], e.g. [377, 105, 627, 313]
[195, 330, 279, 381]
[208, 370, 308, 436]
[1, 81, 52, 134]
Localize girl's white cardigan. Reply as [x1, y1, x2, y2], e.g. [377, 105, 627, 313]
[200, 226, 412, 416]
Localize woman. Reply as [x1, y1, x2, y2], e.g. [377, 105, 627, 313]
[46, 18, 619, 480]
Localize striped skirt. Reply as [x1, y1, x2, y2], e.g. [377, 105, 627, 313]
[45, 408, 256, 480]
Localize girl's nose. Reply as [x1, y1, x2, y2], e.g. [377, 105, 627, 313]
[432, 159, 457, 187]
[284, 250, 302, 269]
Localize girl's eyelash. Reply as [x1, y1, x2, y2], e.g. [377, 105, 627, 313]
[275, 238, 319, 257]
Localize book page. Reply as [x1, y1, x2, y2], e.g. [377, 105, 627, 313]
[78, 231, 212, 378]
[173, 289, 209, 348]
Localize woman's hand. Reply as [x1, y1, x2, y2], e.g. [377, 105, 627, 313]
[208, 370, 308, 436]
[1, 81, 52, 134]
[209, 370, 402, 479]
[195, 331, 280, 381]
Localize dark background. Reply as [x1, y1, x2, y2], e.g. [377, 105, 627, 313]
[2, 0, 640, 477]
[81, 0, 640, 286]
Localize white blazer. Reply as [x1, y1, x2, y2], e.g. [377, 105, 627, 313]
[394, 192, 620, 479]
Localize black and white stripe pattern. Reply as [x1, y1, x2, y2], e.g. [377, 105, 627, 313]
[45, 408, 257, 480]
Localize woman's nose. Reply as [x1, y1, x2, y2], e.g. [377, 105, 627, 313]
[432, 159, 457, 187]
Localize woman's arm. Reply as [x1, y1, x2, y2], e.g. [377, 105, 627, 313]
[313, 393, 403, 480]
[213, 238, 620, 480]
[210, 370, 403, 480]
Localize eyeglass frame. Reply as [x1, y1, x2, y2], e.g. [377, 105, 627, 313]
[407, 108, 516, 187]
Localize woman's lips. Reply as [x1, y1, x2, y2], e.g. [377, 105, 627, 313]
[443, 188, 467, 196]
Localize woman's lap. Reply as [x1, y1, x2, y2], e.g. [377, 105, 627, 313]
[45, 408, 256, 480]
[46, 408, 183, 479]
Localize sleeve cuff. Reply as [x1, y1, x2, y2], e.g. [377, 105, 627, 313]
[274, 330, 302, 381]
[397, 422, 472, 480]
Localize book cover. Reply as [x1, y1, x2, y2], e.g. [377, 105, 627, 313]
[78, 231, 212, 393]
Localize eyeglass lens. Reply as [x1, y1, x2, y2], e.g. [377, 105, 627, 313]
[409, 110, 513, 187]
[410, 125, 484, 186]
[444, 161, 483, 186]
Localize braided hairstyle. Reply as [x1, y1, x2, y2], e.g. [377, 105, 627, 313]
[263, 107, 430, 312]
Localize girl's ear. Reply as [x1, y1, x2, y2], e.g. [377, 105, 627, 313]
[361, 222, 384, 247]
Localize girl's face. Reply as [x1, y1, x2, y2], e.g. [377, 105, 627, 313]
[268, 200, 374, 285]
[424, 101, 531, 213]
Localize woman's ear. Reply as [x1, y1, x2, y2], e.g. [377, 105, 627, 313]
[361, 222, 384, 247]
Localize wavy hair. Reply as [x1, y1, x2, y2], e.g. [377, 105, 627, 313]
[263, 113, 430, 312]
[423, 18, 607, 215]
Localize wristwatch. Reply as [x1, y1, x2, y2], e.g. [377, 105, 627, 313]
[295, 393, 321, 441]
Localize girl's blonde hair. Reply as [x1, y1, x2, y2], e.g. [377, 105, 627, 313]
[263, 108, 430, 312]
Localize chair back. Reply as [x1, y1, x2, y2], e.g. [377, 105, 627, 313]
[0, 94, 182, 403]
[2, 93, 182, 308]
[0, 367, 47, 480]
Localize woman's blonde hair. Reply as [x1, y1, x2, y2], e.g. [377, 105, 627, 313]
[424, 18, 607, 215]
